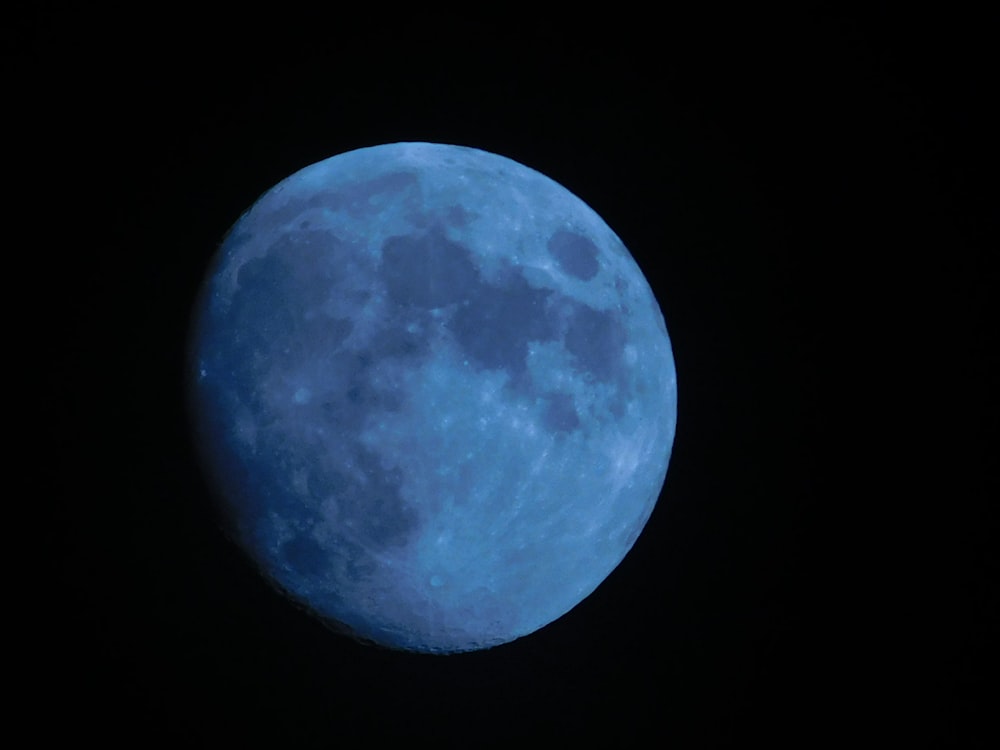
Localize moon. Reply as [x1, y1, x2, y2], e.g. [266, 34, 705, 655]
[188, 142, 677, 653]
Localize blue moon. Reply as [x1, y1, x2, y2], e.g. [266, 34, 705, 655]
[188, 142, 677, 653]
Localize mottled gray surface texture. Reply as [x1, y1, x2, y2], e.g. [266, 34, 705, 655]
[189, 143, 677, 652]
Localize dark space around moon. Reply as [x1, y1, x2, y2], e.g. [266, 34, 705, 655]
[26, 8, 991, 746]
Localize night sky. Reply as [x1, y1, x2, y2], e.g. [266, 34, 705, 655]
[26, 8, 990, 745]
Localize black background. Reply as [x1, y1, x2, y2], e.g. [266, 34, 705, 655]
[23, 6, 991, 745]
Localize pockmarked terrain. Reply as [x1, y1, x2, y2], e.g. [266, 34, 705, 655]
[189, 143, 677, 653]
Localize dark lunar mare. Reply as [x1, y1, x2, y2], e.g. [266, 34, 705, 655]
[547, 230, 600, 281]
[447, 271, 557, 380]
[376, 223, 630, 401]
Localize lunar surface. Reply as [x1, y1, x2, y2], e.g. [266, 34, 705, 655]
[188, 142, 677, 653]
